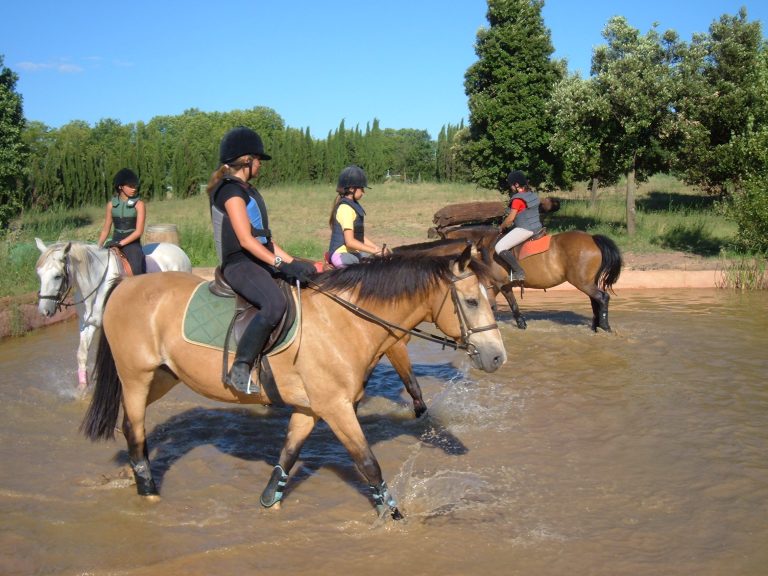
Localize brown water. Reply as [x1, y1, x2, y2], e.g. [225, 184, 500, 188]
[1, 289, 766, 576]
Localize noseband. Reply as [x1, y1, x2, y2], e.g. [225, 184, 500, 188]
[37, 249, 113, 312]
[440, 269, 499, 356]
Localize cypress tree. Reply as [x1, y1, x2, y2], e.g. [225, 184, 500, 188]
[464, 0, 563, 189]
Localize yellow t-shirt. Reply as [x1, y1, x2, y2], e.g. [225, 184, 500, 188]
[333, 203, 358, 254]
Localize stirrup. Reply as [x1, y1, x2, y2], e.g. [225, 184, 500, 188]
[226, 361, 260, 394]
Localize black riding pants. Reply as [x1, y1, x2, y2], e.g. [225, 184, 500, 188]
[118, 239, 146, 275]
[222, 259, 286, 328]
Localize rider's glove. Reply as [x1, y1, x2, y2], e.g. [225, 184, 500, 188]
[279, 260, 317, 284]
[103, 240, 120, 249]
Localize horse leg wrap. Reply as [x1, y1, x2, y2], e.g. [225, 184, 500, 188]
[370, 481, 403, 520]
[260, 465, 288, 508]
[130, 458, 158, 496]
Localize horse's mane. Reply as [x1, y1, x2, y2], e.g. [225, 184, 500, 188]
[312, 252, 492, 303]
[392, 238, 469, 253]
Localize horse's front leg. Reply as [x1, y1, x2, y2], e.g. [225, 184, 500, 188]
[385, 340, 427, 417]
[499, 284, 527, 330]
[322, 403, 403, 520]
[260, 409, 318, 508]
[76, 325, 98, 390]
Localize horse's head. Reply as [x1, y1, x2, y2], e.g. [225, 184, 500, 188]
[35, 238, 72, 317]
[431, 244, 507, 373]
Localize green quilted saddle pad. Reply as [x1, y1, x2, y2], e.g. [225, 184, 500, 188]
[183, 282, 236, 350]
[182, 281, 299, 354]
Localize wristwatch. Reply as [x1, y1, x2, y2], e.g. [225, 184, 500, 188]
[273, 256, 283, 268]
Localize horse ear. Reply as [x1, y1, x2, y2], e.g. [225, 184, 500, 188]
[35, 237, 47, 253]
[63, 242, 72, 256]
[456, 242, 473, 272]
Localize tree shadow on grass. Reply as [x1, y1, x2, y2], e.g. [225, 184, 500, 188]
[638, 191, 716, 213]
[655, 222, 724, 257]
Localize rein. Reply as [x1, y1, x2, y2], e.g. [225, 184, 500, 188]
[37, 249, 113, 312]
[307, 270, 498, 354]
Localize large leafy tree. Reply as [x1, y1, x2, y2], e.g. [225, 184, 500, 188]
[673, 8, 768, 195]
[591, 17, 679, 235]
[463, 0, 563, 189]
[548, 73, 619, 206]
[0, 55, 27, 229]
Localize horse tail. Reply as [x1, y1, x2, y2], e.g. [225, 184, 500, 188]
[592, 235, 623, 293]
[80, 282, 124, 442]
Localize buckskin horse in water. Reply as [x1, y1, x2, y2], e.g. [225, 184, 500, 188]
[81, 247, 506, 519]
[431, 226, 623, 332]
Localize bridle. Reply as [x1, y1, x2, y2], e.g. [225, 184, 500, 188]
[441, 269, 499, 357]
[307, 269, 498, 357]
[37, 249, 113, 312]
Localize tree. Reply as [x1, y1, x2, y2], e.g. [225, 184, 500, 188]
[591, 17, 679, 235]
[463, 0, 563, 189]
[548, 73, 619, 206]
[0, 55, 27, 229]
[672, 8, 768, 196]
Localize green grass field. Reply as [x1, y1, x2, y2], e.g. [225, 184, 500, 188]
[2, 176, 744, 299]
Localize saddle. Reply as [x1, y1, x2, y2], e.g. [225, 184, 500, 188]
[110, 247, 134, 276]
[207, 266, 297, 356]
[514, 228, 551, 260]
[181, 267, 299, 403]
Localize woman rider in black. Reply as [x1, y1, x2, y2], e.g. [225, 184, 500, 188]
[208, 126, 316, 394]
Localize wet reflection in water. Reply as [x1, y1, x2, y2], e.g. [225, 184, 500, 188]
[1, 289, 766, 575]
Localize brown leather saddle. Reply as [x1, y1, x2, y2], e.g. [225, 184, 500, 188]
[110, 247, 134, 276]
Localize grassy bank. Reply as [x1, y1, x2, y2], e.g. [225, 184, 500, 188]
[1, 176, 748, 299]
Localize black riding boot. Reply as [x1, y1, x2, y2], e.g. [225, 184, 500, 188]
[227, 315, 273, 394]
[498, 249, 526, 284]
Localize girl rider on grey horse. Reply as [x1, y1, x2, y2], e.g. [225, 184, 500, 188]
[98, 168, 146, 275]
[495, 170, 543, 285]
[207, 126, 316, 394]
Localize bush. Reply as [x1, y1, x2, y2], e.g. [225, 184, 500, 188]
[729, 175, 768, 254]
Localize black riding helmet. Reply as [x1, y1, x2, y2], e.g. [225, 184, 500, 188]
[337, 165, 370, 192]
[113, 168, 139, 190]
[506, 170, 528, 188]
[219, 126, 272, 164]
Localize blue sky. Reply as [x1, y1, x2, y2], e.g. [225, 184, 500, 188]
[2, 1, 766, 139]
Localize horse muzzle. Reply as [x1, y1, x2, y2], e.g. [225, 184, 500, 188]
[37, 297, 57, 317]
[465, 337, 507, 373]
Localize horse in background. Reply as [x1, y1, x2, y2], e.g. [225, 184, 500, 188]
[434, 226, 622, 332]
[35, 239, 192, 391]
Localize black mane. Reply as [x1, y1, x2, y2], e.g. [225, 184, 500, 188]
[311, 252, 491, 303]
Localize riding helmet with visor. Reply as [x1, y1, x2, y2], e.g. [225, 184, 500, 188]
[506, 170, 528, 188]
[113, 168, 139, 191]
[219, 126, 272, 164]
[337, 165, 370, 192]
